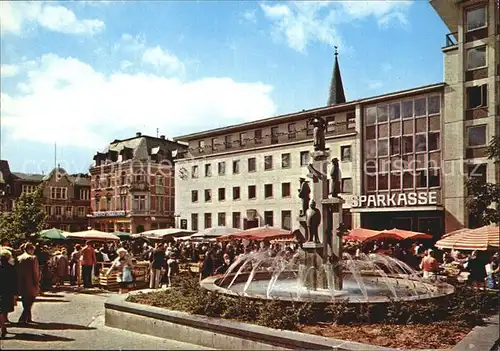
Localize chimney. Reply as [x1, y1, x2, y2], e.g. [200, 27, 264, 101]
[136, 132, 142, 137]
[160, 135, 165, 140]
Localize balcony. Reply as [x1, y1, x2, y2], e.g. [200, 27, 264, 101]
[445, 32, 458, 47]
[129, 181, 149, 192]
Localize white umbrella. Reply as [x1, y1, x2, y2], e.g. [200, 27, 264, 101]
[190, 227, 242, 240]
[137, 228, 195, 240]
[65, 229, 120, 242]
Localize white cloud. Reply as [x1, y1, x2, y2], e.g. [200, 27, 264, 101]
[261, 1, 413, 53]
[1, 64, 19, 77]
[242, 9, 257, 23]
[142, 46, 185, 75]
[1, 54, 276, 148]
[0, 1, 104, 35]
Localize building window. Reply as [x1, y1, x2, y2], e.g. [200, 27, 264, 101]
[390, 172, 401, 189]
[365, 140, 376, 158]
[466, 7, 487, 32]
[271, 126, 279, 144]
[218, 188, 226, 201]
[218, 162, 226, 176]
[218, 212, 226, 226]
[233, 186, 240, 200]
[55, 206, 62, 216]
[66, 206, 73, 217]
[191, 166, 198, 179]
[240, 132, 247, 146]
[204, 189, 212, 202]
[403, 172, 414, 189]
[204, 213, 212, 229]
[429, 168, 440, 187]
[378, 174, 389, 190]
[78, 206, 86, 217]
[467, 85, 487, 109]
[402, 136, 413, 154]
[300, 151, 310, 166]
[416, 170, 427, 188]
[211, 138, 218, 150]
[282, 182, 291, 197]
[389, 103, 401, 120]
[232, 212, 241, 229]
[80, 189, 90, 200]
[254, 129, 262, 144]
[347, 112, 356, 129]
[198, 140, 205, 151]
[264, 155, 273, 170]
[132, 195, 146, 211]
[467, 46, 487, 70]
[415, 134, 427, 153]
[264, 211, 274, 227]
[390, 137, 401, 156]
[414, 98, 426, 117]
[232, 160, 240, 174]
[191, 213, 198, 231]
[50, 187, 68, 200]
[467, 125, 487, 147]
[264, 184, 273, 198]
[106, 198, 111, 211]
[365, 107, 376, 125]
[340, 146, 352, 161]
[248, 185, 256, 199]
[94, 176, 100, 188]
[428, 132, 440, 151]
[402, 100, 413, 119]
[341, 178, 353, 193]
[281, 153, 291, 168]
[205, 164, 212, 177]
[281, 210, 291, 230]
[377, 105, 388, 123]
[225, 135, 232, 149]
[21, 185, 36, 194]
[468, 164, 487, 182]
[378, 139, 389, 157]
[428, 96, 440, 115]
[191, 190, 198, 203]
[248, 157, 256, 172]
[326, 116, 336, 132]
[288, 123, 296, 139]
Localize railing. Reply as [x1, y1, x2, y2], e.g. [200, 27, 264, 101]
[445, 32, 458, 47]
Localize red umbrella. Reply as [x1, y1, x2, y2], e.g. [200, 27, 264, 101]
[344, 228, 401, 243]
[217, 226, 292, 242]
[381, 228, 433, 240]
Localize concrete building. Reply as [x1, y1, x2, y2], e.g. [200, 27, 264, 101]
[0, 160, 91, 231]
[431, 0, 499, 231]
[89, 133, 187, 233]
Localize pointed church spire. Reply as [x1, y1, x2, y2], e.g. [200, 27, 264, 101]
[327, 46, 346, 106]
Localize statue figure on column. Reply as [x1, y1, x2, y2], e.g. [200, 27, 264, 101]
[329, 158, 341, 198]
[298, 177, 311, 216]
[309, 114, 326, 151]
[306, 200, 321, 243]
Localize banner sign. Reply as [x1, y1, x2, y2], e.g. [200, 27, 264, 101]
[92, 210, 126, 217]
[352, 191, 438, 208]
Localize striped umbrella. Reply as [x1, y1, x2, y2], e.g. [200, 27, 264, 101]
[435, 225, 499, 251]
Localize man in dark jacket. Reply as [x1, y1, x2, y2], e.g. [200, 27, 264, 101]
[149, 244, 165, 289]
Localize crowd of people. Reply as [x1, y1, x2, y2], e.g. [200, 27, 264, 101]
[0, 236, 498, 338]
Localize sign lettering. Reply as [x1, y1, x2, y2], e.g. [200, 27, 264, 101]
[351, 191, 439, 208]
[92, 210, 126, 218]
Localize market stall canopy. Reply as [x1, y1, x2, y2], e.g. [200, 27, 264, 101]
[65, 229, 120, 242]
[381, 228, 433, 240]
[435, 224, 499, 251]
[190, 227, 242, 240]
[135, 228, 195, 240]
[113, 231, 132, 239]
[40, 228, 68, 240]
[217, 226, 293, 242]
[344, 228, 401, 243]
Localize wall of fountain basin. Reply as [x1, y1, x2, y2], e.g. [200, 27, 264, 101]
[200, 270, 456, 304]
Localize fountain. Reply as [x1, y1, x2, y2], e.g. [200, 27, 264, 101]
[201, 114, 454, 303]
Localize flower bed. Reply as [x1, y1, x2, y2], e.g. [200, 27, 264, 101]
[126, 274, 498, 350]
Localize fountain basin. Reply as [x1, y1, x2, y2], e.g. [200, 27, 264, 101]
[201, 271, 455, 304]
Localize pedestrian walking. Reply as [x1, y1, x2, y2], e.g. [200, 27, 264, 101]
[17, 243, 40, 324]
[70, 244, 82, 286]
[53, 250, 69, 288]
[80, 241, 97, 288]
[166, 252, 179, 288]
[149, 244, 165, 289]
[0, 248, 17, 338]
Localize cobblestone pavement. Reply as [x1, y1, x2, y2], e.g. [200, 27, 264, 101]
[0, 288, 209, 350]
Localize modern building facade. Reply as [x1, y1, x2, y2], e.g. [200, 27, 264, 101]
[89, 133, 187, 233]
[0, 160, 91, 231]
[173, 0, 499, 238]
[431, 0, 499, 231]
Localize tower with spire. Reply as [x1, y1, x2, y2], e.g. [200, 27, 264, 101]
[327, 46, 346, 106]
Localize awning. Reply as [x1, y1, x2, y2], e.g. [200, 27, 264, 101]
[190, 227, 242, 240]
[344, 228, 401, 243]
[136, 228, 195, 240]
[217, 226, 293, 242]
[65, 229, 120, 242]
[40, 228, 68, 240]
[381, 228, 433, 240]
[435, 225, 499, 251]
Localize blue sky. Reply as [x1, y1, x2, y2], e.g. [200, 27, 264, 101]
[0, 1, 449, 174]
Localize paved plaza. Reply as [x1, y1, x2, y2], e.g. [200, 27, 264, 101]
[0, 289, 209, 350]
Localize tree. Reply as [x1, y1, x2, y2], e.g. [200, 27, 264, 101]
[466, 135, 500, 226]
[0, 185, 47, 245]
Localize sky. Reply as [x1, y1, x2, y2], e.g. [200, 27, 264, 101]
[0, 0, 450, 174]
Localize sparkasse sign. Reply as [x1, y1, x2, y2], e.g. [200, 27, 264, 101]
[352, 191, 438, 208]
